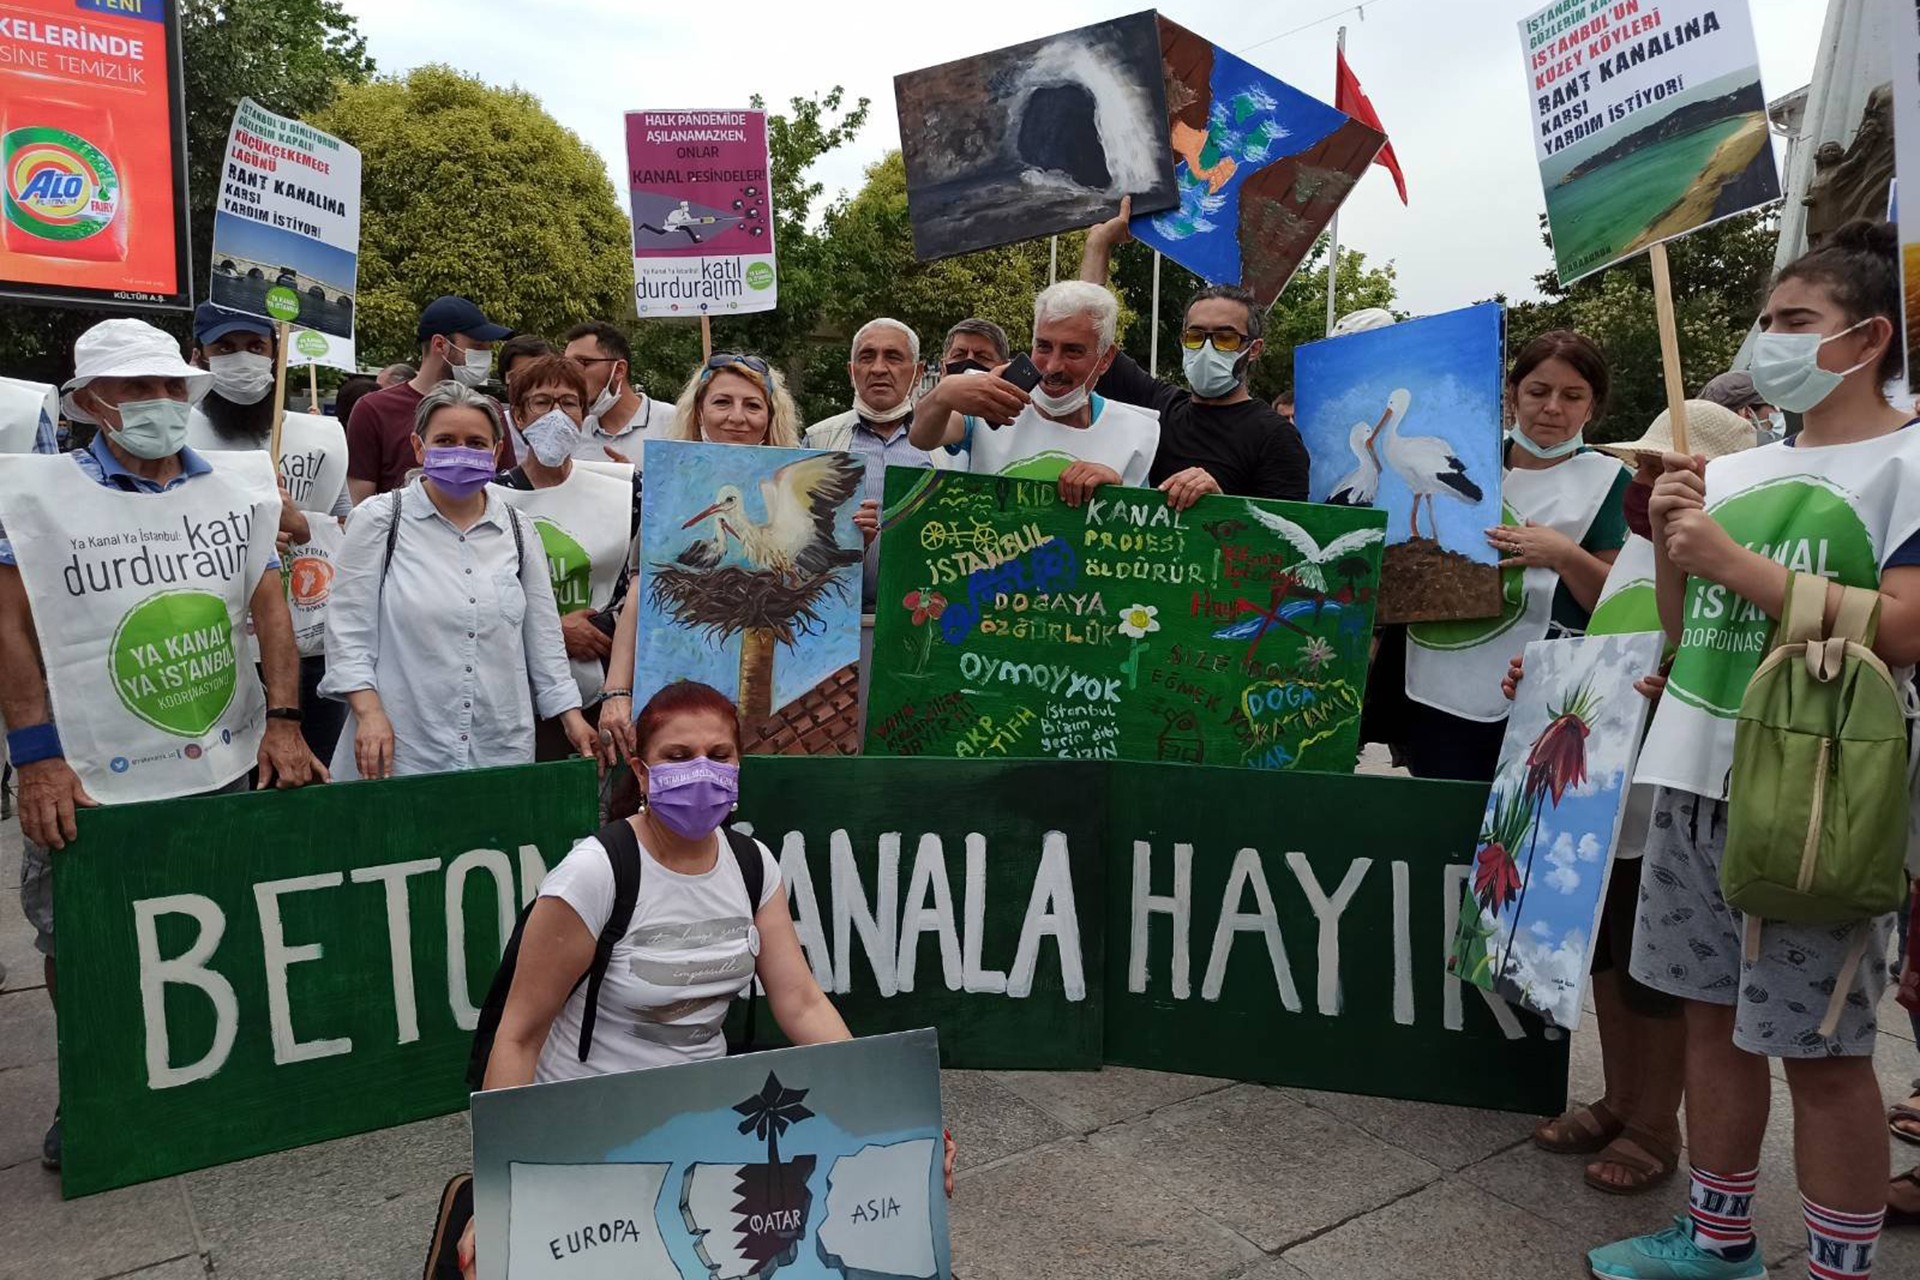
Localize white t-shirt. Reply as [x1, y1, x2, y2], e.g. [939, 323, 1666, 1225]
[955, 395, 1159, 487]
[532, 827, 782, 1083]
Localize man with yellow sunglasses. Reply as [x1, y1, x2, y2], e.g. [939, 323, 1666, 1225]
[1081, 197, 1309, 510]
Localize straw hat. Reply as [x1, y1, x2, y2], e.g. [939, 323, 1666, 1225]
[1592, 399, 1756, 465]
[60, 318, 211, 425]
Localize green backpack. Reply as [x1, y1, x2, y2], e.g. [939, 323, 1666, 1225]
[1723, 571, 1910, 1035]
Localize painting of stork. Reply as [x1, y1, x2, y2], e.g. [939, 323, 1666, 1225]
[1295, 301, 1506, 624]
[636, 441, 866, 754]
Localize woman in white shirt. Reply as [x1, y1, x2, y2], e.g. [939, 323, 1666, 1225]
[320, 382, 604, 779]
[456, 680, 954, 1274]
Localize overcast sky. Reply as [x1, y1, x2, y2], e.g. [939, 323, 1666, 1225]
[343, 0, 1830, 316]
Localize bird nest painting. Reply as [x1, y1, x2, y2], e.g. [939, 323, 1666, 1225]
[1295, 302, 1507, 624]
[636, 442, 866, 744]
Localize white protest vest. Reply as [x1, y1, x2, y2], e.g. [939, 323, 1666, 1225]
[285, 518, 344, 659]
[0, 377, 57, 454]
[0, 452, 279, 803]
[187, 409, 349, 513]
[967, 398, 1162, 487]
[491, 462, 633, 703]
[1636, 432, 1920, 800]
[1586, 533, 1660, 639]
[1405, 450, 1621, 721]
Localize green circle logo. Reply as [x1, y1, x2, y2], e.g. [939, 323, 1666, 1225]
[1408, 503, 1526, 651]
[534, 518, 593, 612]
[745, 262, 774, 291]
[110, 591, 239, 737]
[294, 330, 328, 358]
[265, 287, 300, 321]
[1666, 476, 1877, 716]
[1587, 581, 1658, 638]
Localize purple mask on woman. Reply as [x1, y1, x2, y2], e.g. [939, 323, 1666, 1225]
[644, 757, 739, 839]
[421, 445, 497, 497]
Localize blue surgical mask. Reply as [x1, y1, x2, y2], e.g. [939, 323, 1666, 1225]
[1508, 426, 1584, 460]
[1182, 341, 1244, 398]
[108, 397, 192, 459]
[1749, 319, 1874, 414]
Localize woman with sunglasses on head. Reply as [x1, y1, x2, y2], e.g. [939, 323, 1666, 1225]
[1080, 197, 1310, 508]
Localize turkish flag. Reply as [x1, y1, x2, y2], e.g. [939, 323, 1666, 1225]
[1335, 48, 1407, 205]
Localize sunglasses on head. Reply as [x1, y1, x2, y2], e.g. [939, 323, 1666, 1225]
[701, 352, 771, 382]
[1180, 328, 1252, 353]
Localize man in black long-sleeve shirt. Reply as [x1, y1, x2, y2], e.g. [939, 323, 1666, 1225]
[1081, 199, 1311, 508]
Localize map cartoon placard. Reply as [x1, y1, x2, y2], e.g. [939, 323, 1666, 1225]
[471, 1030, 950, 1280]
[866, 469, 1386, 773]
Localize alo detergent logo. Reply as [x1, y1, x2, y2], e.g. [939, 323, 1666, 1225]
[534, 518, 593, 611]
[110, 591, 240, 738]
[1667, 476, 1878, 718]
[3, 128, 119, 242]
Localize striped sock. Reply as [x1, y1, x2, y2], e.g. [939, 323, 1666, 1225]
[1687, 1165, 1758, 1257]
[1803, 1197, 1882, 1278]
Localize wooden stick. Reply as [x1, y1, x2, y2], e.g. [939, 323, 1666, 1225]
[700, 314, 713, 362]
[307, 361, 320, 414]
[1648, 242, 1690, 455]
[268, 320, 291, 466]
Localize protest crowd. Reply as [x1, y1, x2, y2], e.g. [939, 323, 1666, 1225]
[3, 3, 1920, 1279]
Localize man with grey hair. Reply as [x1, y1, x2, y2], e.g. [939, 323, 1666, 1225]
[806, 318, 950, 606]
[939, 317, 1010, 373]
[910, 281, 1160, 507]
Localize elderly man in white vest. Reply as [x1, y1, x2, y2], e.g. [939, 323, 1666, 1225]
[0, 318, 326, 1172]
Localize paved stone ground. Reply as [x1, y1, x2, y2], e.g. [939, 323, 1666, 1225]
[3, 788, 1918, 1279]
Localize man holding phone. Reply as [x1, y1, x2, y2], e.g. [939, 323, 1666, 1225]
[1080, 198, 1310, 508]
[909, 282, 1160, 508]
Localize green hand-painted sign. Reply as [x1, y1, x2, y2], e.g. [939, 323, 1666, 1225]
[867, 469, 1388, 772]
[54, 757, 1566, 1198]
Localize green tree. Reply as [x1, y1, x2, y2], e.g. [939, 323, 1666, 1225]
[0, 0, 372, 379]
[1506, 208, 1779, 443]
[308, 65, 632, 367]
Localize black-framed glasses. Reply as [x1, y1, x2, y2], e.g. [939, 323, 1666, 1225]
[569, 355, 618, 368]
[524, 392, 585, 414]
[1181, 327, 1252, 352]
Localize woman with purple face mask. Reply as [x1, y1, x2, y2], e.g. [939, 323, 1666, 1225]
[453, 681, 956, 1277]
[319, 382, 608, 780]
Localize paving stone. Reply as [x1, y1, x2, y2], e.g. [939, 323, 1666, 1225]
[0, 1060, 58, 1173]
[112, 1258, 209, 1279]
[1878, 1225, 1920, 1277]
[1283, 1178, 1587, 1279]
[1231, 1257, 1312, 1279]
[989, 1065, 1229, 1134]
[1089, 1084, 1438, 1252]
[0, 989, 54, 1072]
[940, 1070, 1070, 1170]
[186, 1112, 470, 1280]
[1460, 1138, 1689, 1253]
[948, 1138, 1265, 1280]
[0, 1163, 197, 1280]
[1279, 1085, 1532, 1172]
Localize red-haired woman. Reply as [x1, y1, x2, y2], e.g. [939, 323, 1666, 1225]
[451, 681, 954, 1275]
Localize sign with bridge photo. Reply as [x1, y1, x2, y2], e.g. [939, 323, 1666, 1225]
[209, 97, 361, 369]
[865, 468, 1386, 773]
[1520, 0, 1778, 287]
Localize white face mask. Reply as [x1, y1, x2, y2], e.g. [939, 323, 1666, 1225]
[523, 408, 581, 467]
[852, 390, 915, 423]
[1182, 342, 1244, 398]
[588, 368, 621, 420]
[1030, 362, 1098, 418]
[444, 341, 493, 388]
[1508, 425, 1585, 460]
[1749, 318, 1874, 414]
[206, 352, 274, 405]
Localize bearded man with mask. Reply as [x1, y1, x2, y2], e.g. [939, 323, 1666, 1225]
[346, 295, 513, 502]
[1080, 199, 1309, 508]
[564, 322, 667, 468]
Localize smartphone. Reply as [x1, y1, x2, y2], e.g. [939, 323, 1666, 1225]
[1001, 353, 1043, 393]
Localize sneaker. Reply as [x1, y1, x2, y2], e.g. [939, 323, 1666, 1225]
[40, 1113, 59, 1171]
[1588, 1216, 1767, 1279]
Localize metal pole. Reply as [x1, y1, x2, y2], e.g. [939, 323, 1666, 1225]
[1325, 25, 1346, 338]
[1049, 235, 1059, 286]
[1149, 250, 1163, 377]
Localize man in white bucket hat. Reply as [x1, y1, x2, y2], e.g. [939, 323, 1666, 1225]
[0, 317, 326, 1171]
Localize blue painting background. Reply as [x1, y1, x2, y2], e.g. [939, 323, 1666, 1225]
[1293, 302, 1505, 566]
[634, 440, 863, 712]
[1129, 40, 1345, 289]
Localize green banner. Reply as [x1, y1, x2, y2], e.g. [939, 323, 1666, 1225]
[867, 469, 1388, 772]
[54, 760, 599, 1198]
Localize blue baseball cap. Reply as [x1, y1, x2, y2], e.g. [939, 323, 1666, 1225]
[417, 295, 511, 342]
[193, 302, 274, 347]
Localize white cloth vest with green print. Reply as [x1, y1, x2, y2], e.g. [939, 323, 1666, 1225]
[1634, 432, 1920, 800]
[1587, 533, 1659, 637]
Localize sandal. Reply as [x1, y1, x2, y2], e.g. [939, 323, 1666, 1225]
[1890, 1094, 1920, 1146]
[1890, 1168, 1920, 1228]
[1533, 1099, 1625, 1155]
[1584, 1127, 1680, 1197]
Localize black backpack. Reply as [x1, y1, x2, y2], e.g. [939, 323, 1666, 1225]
[465, 818, 767, 1090]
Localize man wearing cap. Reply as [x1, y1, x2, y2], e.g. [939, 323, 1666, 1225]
[1698, 370, 1785, 445]
[345, 296, 513, 502]
[185, 303, 354, 765]
[0, 318, 326, 1170]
